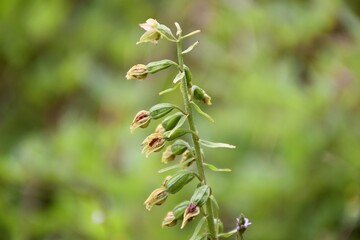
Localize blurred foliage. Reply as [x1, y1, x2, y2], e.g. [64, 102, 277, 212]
[0, 0, 360, 239]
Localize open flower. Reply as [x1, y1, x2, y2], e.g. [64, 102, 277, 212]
[130, 110, 151, 133]
[236, 214, 252, 237]
[126, 64, 148, 80]
[142, 133, 166, 157]
[144, 187, 168, 211]
[137, 18, 161, 44]
[181, 202, 200, 229]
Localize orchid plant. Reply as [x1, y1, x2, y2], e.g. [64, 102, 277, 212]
[126, 18, 251, 240]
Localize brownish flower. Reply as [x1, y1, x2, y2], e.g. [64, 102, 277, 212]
[181, 202, 200, 229]
[126, 64, 148, 80]
[130, 110, 151, 133]
[144, 187, 168, 211]
[142, 133, 166, 157]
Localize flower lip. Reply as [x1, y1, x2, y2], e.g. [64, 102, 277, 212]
[139, 18, 159, 31]
[181, 202, 200, 229]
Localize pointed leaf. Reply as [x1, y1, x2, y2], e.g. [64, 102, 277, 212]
[190, 217, 207, 240]
[173, 71, 185, 84]
[159, 83, 180, 95]
[218, 229, 237, 238]
[157, 24, 175, 39]
[203, 163, 231, 172]
[182, 41, 199, 54]
[175, 22, 182, 36]
[210, 195, 220, 218]
[191, 102, 214, 122]
[158, 158, 195, 173]
[199, 139, 235, 149]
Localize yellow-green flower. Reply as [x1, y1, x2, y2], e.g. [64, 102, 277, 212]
[137, 18, 161, 44]
[144, 187, 168, 211]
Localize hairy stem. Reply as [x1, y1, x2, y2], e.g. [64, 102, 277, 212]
[176, 39, 217, 240]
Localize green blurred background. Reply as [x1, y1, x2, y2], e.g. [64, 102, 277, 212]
[1, 0, 360, 239]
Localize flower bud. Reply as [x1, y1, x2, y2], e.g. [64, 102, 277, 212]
[172, 201, 190, 219]
[191, 85, 212, 105]
[126, 64, 148, 80]
[165, 170, 195, 194]
[184, 65, 193, 88]
[149, 103, 178, 119]
[130, 110, 151, 133]
[190, 185, 210, 208]
[144, 187, 168, 211]
[137, 18, 161, 44]
[142, 133, 166, 157]
[164, 128, 191, 141]
[146, 59, 177, 74]
[162, 200, 190, 228]
[160, 112, 184, 131]
[181, 202, 200, 229]
[161, 140, 189, 164]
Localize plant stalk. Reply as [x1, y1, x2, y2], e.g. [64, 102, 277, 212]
[176, 39, 217, 240]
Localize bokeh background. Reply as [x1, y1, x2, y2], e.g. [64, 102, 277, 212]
[1, 0, 360, 239]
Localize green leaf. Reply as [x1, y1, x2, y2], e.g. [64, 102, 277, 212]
[199, 139, 235, 149]
[191, 101, 214, 122]
[173, 71, 185, 84]
[157, 24, 175, 39]
[210, 195, 220, 219]
[182, 41, 199, 54]
[158, 158, 195, 173]
[190, 217, 207, 240]
[217, 229, 237, 238]
[203, 163, 231, 172]
[159, 83, 180, 95]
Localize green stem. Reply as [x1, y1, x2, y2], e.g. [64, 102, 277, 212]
[176, 39, 217, 240]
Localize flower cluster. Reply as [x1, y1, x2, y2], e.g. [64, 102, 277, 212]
[127, 18, 250, 240]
